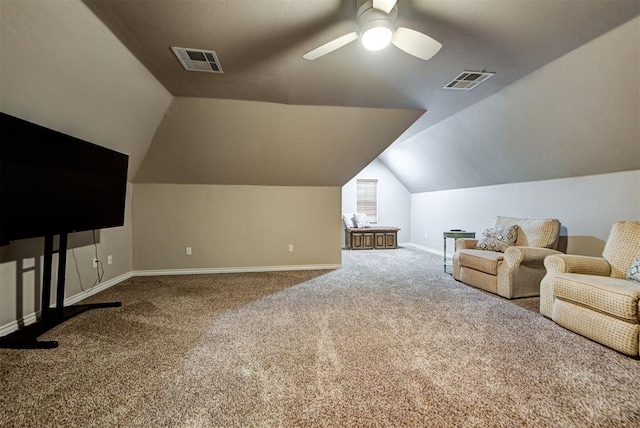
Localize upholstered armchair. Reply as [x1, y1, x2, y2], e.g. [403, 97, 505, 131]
[540, 221, 640, 356]
[453, 216, 561, 299]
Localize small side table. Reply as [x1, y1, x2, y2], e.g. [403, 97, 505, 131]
[443, 231, 476, 273]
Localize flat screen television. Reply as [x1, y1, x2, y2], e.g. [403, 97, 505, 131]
[0, 112, 129, 246]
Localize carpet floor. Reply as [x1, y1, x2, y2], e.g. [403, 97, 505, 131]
[1, 247, 639, 427]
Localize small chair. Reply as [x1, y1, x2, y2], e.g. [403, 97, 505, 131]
[453, 216, 561, 299]
[540, 221, 640, 356]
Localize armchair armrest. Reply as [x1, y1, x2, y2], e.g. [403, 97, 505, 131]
[540, 254, 611, 318]
[503, 247, 561, 269]
[543, 254, 611, 277]
[455, 238, 478, 250]
[496, 247, 561, 299]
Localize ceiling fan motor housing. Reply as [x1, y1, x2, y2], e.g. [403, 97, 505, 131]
[357, 0, 398, 28]
[357, 0, 398, 50]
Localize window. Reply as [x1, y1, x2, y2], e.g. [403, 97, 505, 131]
[356, 179, 378, 223]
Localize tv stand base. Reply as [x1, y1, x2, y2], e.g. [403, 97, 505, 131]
[0, 233, 123, 349]
[0, 302, 122, 349]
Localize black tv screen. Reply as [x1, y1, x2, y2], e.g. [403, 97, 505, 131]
[0, 112, 129, 246]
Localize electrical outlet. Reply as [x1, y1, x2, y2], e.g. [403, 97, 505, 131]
[424, 233, 428, 238]
[108, 255, 113, 265]
[186, 247, 192, 255]
[288, 244, 294, 252]
[93, 258, 98, 268]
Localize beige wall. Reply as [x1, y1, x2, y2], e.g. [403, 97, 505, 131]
[134, 97, 424, 187]
[132, 184, 342, 271]
[0, 1, 171, 328]
[411, 170, 640, 257]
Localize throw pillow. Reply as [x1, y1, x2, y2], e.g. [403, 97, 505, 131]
[627, 253, 640, 282]
[342, 213, 356, 229]
[475, 225, 519, 252]
[352, 213, 369, 228]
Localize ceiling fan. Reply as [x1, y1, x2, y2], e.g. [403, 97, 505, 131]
[303, 0, 442, 61]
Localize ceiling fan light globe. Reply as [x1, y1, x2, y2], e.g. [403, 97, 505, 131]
[361, 26, 393, 51]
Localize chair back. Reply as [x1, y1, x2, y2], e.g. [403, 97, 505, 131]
[602, 221, 640, 279]
[493, 216, 560, 249]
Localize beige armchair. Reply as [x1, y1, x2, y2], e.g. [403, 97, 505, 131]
[540, 221, 640, 356]
[453, 216, 561, 299]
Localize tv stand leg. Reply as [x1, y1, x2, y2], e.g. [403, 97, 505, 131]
[0, 233, 122, 349]
[55, 232, 68, 310]
[41, 234, 54, 320]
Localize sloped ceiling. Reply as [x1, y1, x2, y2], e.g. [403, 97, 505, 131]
[84, 0, 639, 117]
[134, 98, 424, 186]
[3, 1, 637, 190]
[380, 16, 640, 192]
[82, 0, 639, 189]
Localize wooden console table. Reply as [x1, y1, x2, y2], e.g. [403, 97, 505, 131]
[345, 227, 400, 250]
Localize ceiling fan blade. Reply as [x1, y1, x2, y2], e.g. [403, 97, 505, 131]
[303, 32, 359, 60]
[392, 27, 442, 61]
[372, 0, 397, 14]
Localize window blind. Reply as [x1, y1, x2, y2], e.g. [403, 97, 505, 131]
[356, 179, 378, 223]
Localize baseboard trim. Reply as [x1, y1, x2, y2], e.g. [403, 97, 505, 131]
[0, 271, 133, 337]
[132, 264, 342, 277]
[404, 243, 446, 257]
[1, 264, 343, 337]
[65, 272, 134, 305]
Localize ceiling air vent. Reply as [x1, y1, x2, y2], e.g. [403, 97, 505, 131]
[444, 71, 494, 90]
[171, 47, 223, 74]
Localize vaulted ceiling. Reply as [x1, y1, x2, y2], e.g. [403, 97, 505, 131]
[82, 0, 639, 190]
[2, 1, 638, 191]
[85, 0, 639, 127]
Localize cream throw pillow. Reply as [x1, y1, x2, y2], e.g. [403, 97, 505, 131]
[352, 213, 369, 228]
[476, 225, 519, 252]
[342, 213, 355, 229]
[627, 253, 640, 282]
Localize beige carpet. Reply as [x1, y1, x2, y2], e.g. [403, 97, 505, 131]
[1, 247, 639, 427]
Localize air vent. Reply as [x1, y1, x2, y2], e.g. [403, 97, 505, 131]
[444, 71, 494, 90]
[171, 47, 223, 74]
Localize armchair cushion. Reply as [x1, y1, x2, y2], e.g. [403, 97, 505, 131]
[475, 225, 519, 252]
[455, 238, 478, 250]
[457, 249, 504, 276]
[493, 216, 560, 248]
[554, 273, 640, 322]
